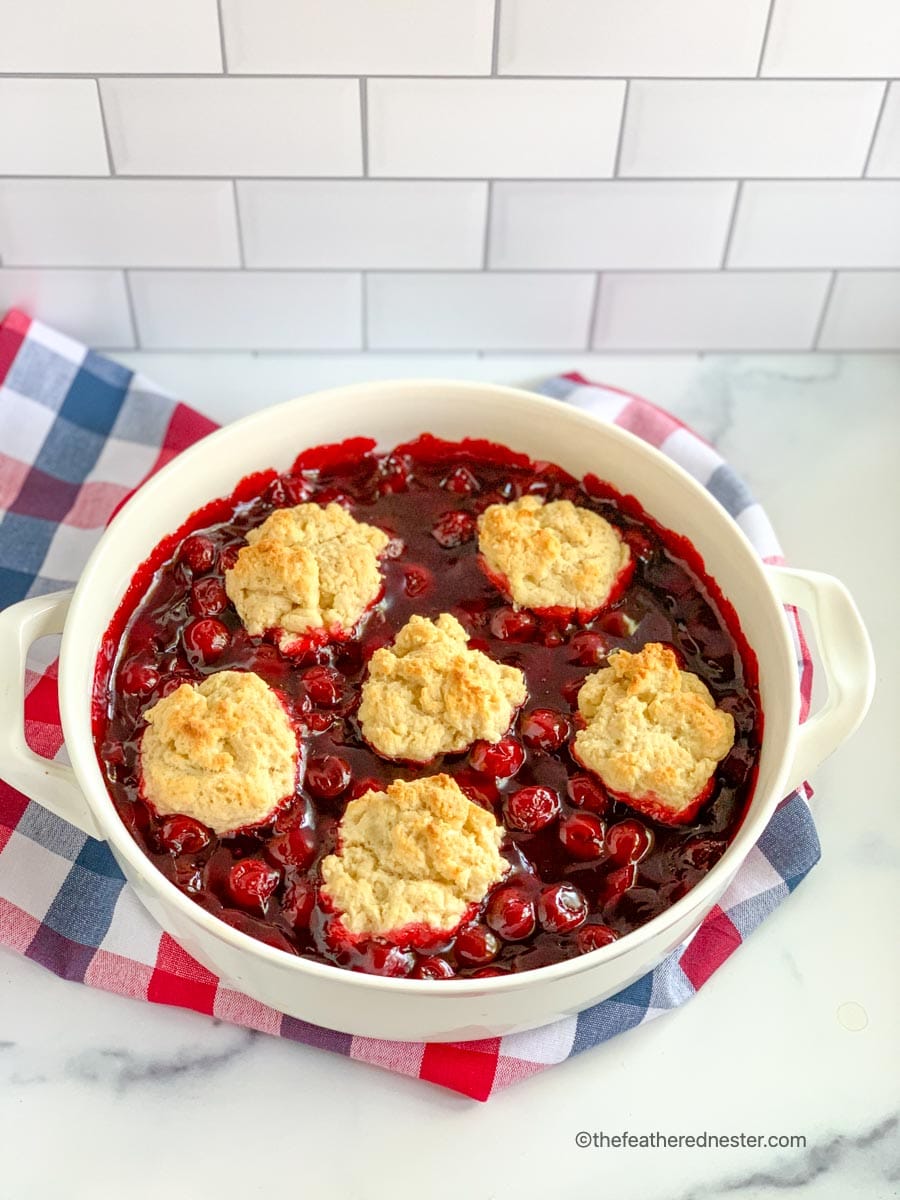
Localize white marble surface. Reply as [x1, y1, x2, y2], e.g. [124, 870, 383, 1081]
[3, 353, 898, 1200]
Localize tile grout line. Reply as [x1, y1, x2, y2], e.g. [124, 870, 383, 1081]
[95, 78, 117, 175]
[215, 0, 229, 72]
[612, 79, 630, 177]
[718, 181, 744, 268]
[481, 180, 493, 269]
[811, 271, 838, 349]
[861, 81, 891, 177]
[491, 0, 502, 75]
[585, 273, 602, 350]
[5, 174, 899, 184]
[231, 180, 247, 266]
[359, 78, 369, 177]
[755, 0, 777, 78]
[122, 269, 141, 349]
[5, 265, 897, 275]
[0, 71, 894, 81]
[93, 344, 895, 357]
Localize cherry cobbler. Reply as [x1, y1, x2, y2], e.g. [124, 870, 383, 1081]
[94, 435, 761, 980]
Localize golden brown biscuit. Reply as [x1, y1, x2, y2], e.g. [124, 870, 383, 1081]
[224, 502, 389, 652]
[477, 495, 631, 614]
[573, 642, 735, 824]
[358, 613, 527, 763]
[140, 670, 297, 834]
[320, 774, 508, 943]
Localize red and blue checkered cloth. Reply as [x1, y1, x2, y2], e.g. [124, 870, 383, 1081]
[0, 309, 820, 1101]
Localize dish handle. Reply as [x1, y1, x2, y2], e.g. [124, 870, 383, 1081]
[0, 590, 102, 838]
[767, 566, 875, 797]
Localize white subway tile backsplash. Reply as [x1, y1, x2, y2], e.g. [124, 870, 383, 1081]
[0, 81, 108, 176]
[729, 182, 900, 268]
[867, 84, 900, 178]
[368, 80, 625, 178]
[129, 271, 361, 350]
[238, 181, 486, 268]
[591, 271, 830, 350]
[101, 79, 361, 177]
[0, 181, 240, 268]
[490, 182, 736, 269]
[498, 0, 770, 77]
[0, 270, 134, 348]
[0, 0, 221, 73]
[818, 272, 900, 349]
[620, 82, 883, 178]
[366, 272, 596, 349]
[222, 0, 493, 75]
[762, 0, 900, 77]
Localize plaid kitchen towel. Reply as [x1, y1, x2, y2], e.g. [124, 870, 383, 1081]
[0, 309, 820, 1101]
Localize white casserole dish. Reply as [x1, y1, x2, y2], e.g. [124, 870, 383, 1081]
[0, 381, 875, 1041]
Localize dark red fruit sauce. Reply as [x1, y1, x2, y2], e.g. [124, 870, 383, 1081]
[94, 435, 761, 979]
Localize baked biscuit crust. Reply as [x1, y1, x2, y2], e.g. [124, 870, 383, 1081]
[320, 774, 508, 944]
[140, 670, 298, 834]
[224, 502, 389, 652]
[573, 642, 735, 824]
[477, 495, 632, 616]
[358, 612, 527, 763]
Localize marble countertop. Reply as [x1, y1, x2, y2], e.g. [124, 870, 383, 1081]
[2, 352, 897, 1200]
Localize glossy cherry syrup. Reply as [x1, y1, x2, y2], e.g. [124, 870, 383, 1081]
[94, 435, 762, 978]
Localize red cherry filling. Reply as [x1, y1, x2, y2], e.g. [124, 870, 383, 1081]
[158, 814, 211, 854]
[302, 665, 344, 707]
[559, 812, 605, 860]
[348, 775, 387, 800]
[679, 835, 727, 872]
[519, 707, 569, 751]
[567, 774, 609, 815]
[403, 565, 433, 597]
[179, 534, 217, 575]
[470, 736, 525, 780]
[305, 754, 351, 800]
[599, 863, 637, 902]
[432, 510, 476, 548]
[577, 924, 619, 953]
[282, 879, 316, 928]
[454, 923, 500, 967]
[377, 454, 412, 494]
[189, 577, 228, 618]
[413, 955, 456, 979]
[490, 606, 536, 642]
[537, 883, 588, 933]
[599, 609, 636, 638]
[504, 785, 560, 832]
[267, 826, 316, 870]
[119, 659, 160, 696]
[623, 528, 655, 562]
[486, 886, 537, 941]
[182, 617, 230, 664]
[568, 631, 610, 666]
[228, 858, 281, 911]
[98, 436, 761, 980]
[441, 465, 479, 494]
[356, 943, 415, 977]
[606, 819, 653, 864]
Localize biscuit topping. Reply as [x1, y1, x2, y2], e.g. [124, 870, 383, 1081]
[477, 495, 631, 614]
[574, 642, 735, 823]
[140, 670, 297, 834]
[224, 502, 389, 651]
[358, 612, 527, 763]
[320, 774, 508, 943]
